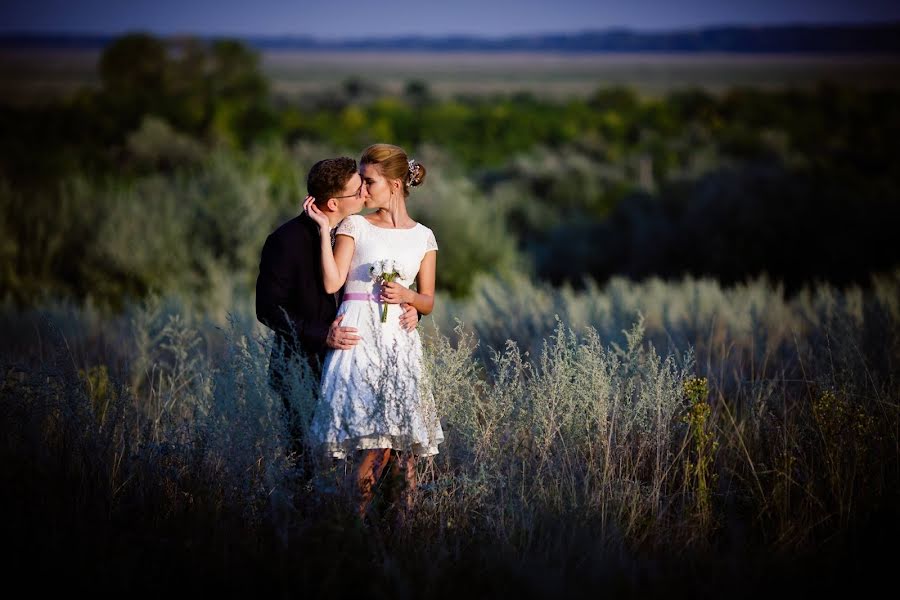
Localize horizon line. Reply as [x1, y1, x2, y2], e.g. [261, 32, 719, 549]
[2, 19, 900, 41]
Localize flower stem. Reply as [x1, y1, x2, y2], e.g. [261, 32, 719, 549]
[380, 274, 396, 323]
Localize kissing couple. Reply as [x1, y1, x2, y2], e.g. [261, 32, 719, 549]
[256, 143, 444, 523]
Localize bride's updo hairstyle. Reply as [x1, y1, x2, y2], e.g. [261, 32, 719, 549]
[360, 143, 426, 197]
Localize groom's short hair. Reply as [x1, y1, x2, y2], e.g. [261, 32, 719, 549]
[307, 157, 358, 207]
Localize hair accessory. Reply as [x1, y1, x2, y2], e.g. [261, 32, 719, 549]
[407, 158, 421, 186]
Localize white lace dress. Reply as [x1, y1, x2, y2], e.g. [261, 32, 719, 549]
[310, 214, 444, 459]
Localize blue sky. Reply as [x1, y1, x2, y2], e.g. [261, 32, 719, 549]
[2, 0, 899, 38]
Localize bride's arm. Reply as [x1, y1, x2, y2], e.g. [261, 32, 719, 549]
[321, 234, 355, 294]
[382, 250, 436, 316]
[306, 200, 354, 294]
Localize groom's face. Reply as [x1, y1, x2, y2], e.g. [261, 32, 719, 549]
[334, 172, 367, 217]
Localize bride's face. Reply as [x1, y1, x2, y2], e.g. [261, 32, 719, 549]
[360, 162, 400, 209]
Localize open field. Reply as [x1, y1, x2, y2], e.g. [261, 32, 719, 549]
[2, 49, 900, 104]
[263, 51, 900, 98]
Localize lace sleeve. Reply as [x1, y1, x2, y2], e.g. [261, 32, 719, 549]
[425, 229, 438, 253]
[335, 216, 360, 240]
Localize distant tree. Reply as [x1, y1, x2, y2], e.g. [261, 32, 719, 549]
[98, 33, 170, 130]
[165, 37, 213, 135]
[588, 87, 639, 113]
[340, 76, 383, 106]
[207, 39, 275, 146]
[96, 33, 274, 148]
[208, 39, 268, 101]
[404, 79, 432, 108]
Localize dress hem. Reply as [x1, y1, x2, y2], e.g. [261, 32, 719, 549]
[318, 433, 442, 460]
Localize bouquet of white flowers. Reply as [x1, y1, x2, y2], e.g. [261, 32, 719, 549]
[369, 259, 407, 323]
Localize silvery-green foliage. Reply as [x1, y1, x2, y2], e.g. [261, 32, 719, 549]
[94, 176, 193, 295]
[419, 271, 898, 539]
[429, 271, 899, 395]
[128, 296, 212, 445]
[429, 272, 748, 358]
[5, 269, 897, 558]
[264, 338, 320, 448]
[420, 323, 523, 527]
[506, 143, 628, 219]
[126, 115, 206, 168]
[186, 151, 277, 278]
[152, 314, 208, 438]
[419, 312, 695, 537]
[798, 273, 899, 402]
[607, 316, 693, 452]
[127, 297, 299, 521]
[203, 316, 293, 518]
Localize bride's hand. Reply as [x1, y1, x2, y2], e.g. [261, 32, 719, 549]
[381, 281, 413, 304]
[303, 195, 330, 233]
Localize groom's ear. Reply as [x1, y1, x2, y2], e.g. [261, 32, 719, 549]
[325, 197, 339, 212]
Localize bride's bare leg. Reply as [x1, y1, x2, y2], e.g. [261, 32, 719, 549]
[356, 448, 391, 519]
[396, 451, 417, 515]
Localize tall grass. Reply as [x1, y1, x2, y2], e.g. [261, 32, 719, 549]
[1, 272, 897, 593]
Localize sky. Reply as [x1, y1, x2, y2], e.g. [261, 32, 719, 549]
[2, 0, 899, 39]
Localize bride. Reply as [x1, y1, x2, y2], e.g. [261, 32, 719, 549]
[304, 143, 444, 520]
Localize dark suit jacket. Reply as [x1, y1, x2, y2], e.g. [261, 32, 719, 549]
[256, 213, 338, 377]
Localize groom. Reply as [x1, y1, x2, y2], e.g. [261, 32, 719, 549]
[256, 156, 417, 460]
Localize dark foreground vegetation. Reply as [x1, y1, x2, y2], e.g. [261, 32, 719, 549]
[3, 272, 898, 596]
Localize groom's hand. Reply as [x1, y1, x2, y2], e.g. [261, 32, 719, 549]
[399, 303, 419, 332]
[326, 315, 361, 350]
